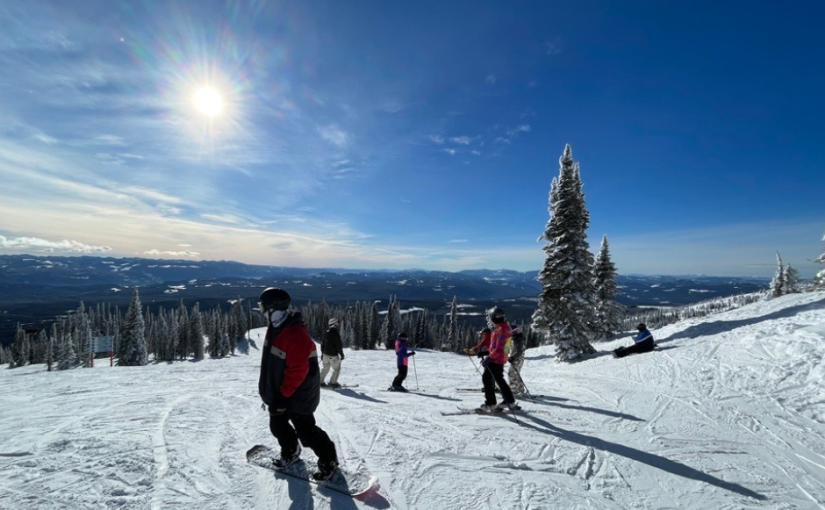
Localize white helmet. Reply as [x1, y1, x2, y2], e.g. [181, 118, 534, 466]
[328, 318, 339, 327]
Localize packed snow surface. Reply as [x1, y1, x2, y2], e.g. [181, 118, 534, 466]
[2, 292, 825, 509]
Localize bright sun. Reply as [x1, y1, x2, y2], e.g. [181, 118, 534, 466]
[193, 86, 223, 116]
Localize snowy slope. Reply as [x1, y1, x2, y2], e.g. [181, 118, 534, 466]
[1, 292, 825, 509]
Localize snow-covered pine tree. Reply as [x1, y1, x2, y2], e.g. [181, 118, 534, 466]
[384, 296, 398, 349]
[34, 329, 48, 365]
[448, 296, 458, 351]
[218, 317, 231, 358]
[9, 324, 25, 368]
[369, 301, 380, 349]
[57, 330, 79, 370]
[593, 235, 623, 339]
[190, 303, 205, 360]
[532, 144, 597, 361]
[781, 264, 800, 294]
[119, 288, 148, 366]
[176, 300, 190, 360]
[769, 252, 786, 298]
[815, 232, 825, 289]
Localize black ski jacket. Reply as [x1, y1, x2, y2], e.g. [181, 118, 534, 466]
[321, 328, 344, 357]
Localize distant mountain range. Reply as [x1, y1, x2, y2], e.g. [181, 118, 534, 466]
[0, 255, 768, 345]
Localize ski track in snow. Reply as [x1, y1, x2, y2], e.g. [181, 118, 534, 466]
[1, 291, 825, 509]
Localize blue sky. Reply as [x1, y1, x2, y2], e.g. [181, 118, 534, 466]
[1, 1, 823, 278]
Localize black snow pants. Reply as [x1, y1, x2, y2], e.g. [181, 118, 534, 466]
[269, 409, 337, 464]
[613, 337, 655, 358]
[482, 361, 515, 406]
[392, 365, 408, 388]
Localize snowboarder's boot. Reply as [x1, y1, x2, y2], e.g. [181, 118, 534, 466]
[273, 444, 302, 469]
[311, 459, 338, 481]
[478, 403, 497, 412]
[320, 382, 328, 387]
[330, 382, 341, 389]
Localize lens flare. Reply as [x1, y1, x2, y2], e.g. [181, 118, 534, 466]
[193, 86, 223, 116]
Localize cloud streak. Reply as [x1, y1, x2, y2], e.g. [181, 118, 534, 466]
[0, 235, 111, 253]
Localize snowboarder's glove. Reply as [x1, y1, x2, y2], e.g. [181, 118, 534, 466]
[464, 348, 475, 355]
[269, 399, 288, 416]
[340, 353, 345, 360]
[476, 350, 490, 358]
[409, 351, 416, 356]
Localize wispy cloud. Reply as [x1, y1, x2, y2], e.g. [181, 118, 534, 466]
[428, 134, 445, 144]
[493, 124, 531, 146]
[143, 249, 200, 257]
[450, 136, 474, 145]
[318, 124, 351, 148]
[443, 148, 456, 156]
[545, 38, 563, 56]
[0, 235, 111, 253]
[201, 213, 245, 225]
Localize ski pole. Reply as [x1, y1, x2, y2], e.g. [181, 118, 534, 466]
[412, 353, 419, 390]
[468, 352, 482, 375]
[510, 362, 534, 403]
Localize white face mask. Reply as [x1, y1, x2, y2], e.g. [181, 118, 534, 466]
[269, 309, 288, 328]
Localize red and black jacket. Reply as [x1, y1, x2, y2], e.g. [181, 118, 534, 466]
[258, 312, 321, 414]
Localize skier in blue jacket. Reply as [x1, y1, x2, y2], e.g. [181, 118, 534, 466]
[613, 324, 655, 358]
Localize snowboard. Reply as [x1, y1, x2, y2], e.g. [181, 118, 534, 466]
[246, 444, 377, 497]
[322, 384, 359, 389]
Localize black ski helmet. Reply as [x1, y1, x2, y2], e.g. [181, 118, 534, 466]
[637, 323, 646, 331]
[259, 287, 291, 312]
[488, 306, 506, 324]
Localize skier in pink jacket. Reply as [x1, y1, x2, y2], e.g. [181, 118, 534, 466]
[473, 307, 517, 412]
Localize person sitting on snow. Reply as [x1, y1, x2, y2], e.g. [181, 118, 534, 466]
[613, 323, 656, 358]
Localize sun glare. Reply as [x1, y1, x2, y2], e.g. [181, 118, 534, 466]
[193, 86, 223, 116]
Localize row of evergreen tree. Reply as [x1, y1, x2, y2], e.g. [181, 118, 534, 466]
[2, 289, 547, 369]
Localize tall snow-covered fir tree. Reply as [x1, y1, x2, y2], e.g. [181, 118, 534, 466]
[190, 303, 205, 360]
[769, 252, 786, 298]
[781, 264, 800, 294]
[593, 235, 623, 339]
[119, 288, 148, 366]
[816, 232, 825, 289]
[532, 144, 597, 361]
[447, 296, 458, 350]
[57, 331, 79, 371]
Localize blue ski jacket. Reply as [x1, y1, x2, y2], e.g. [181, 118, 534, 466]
[633, 329, 653, 343]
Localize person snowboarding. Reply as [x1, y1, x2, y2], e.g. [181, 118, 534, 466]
[613, 323, 656, 358]
[389, 332, 415, 391]
[257, 287, 339, 481]
[320, 318, 345, 388]
[508, 325, 526, 396]
[469, 307, 517, 412]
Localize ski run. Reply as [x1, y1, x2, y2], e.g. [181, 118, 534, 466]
[1, 291, 825, 509]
